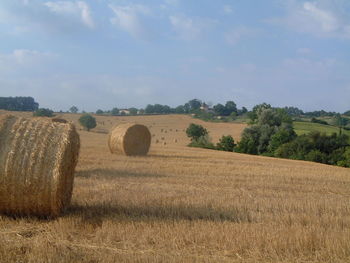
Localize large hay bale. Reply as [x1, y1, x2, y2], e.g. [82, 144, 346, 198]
[0, 115, 80, 217]
[108, 123, 151, 156]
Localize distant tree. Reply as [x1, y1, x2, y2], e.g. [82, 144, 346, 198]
[111, 108, 119, 116]
[79, 114, 96, 131]
[216, 135, 236, 151]
[175, 105, 185, 114]
[213, 103, 226, 116]
[344, 110, 350, 116]
[225, 101, 237, 115]
[188, 99, 202, 112]
[69, 106, 78, 114]
[145, 104, 155, 114]
[183, 103, 191, 113]
[33, 108, 54, 117]
[311, 118, 328, 125]
[186, 123, 208, 141]
[0, 96, 39, 111]
[248, 103, 272, 123]
[283, 106, 304, 116]
[129, 107, 138, 115]
[96, 109, 104, 115]
[237, 107, 248, 116]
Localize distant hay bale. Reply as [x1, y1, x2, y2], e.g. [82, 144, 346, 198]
[0, 115, 80, 217]
[174, 139, 178, 143]
[163, 141, 167, 146]
[161, 137, 165, 140]
[108, 123, 151, 156]
[155, 139, 159, 143]
[161, 128, 164, 132]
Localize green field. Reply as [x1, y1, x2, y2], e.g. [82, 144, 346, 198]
[293, 121, 350, 136]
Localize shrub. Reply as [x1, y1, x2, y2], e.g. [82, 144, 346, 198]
[305, 150, 327, 163]
[216, 135, 236, 151]
[186, 123, 208, 141]
[311, 117, 328, 125]
[33, 108, 54, 117]
[268, 125, 297, 153]
[235, 125, 261, 155]
[188, 135, 215, 149]
[79, 114, 96, 131]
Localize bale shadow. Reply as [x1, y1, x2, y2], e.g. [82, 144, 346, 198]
[67, 203, 254, 224]
[75, 169, 166, 179]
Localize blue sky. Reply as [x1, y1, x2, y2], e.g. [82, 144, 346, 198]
[0, 0, 349, 112]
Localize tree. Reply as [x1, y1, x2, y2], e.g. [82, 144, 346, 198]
[258, 109, 282, 126]
[96, 109, 104, 115]
[129, 107, 138, 115]
[235, 126, 261, 154]
[186, 123, 208, 141]
[213, 103, 226, 116]
[267, 125, 297, 153]
[188, 99, 202, 112]
[70, 106, 78, 114]
[0, 96, 39, 111]
[79, 114, 96, 131]
[111, 108, 119, 116]
[248, 103, 272, 123]
[33, 108, 54, 117]
[216, 135, 236, 151]
[225, 101, 237, 116]
[175, 105, 185, 114]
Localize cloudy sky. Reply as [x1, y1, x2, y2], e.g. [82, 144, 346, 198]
[0, 0, 349, 112]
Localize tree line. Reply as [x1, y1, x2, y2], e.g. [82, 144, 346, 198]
[0, 97, 39, 111]
[187, 105, 350, 168]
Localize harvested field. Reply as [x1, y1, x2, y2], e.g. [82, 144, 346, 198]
[1, 112, 350, 263]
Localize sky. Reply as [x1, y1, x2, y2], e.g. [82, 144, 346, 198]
[0, 0, 349, 112]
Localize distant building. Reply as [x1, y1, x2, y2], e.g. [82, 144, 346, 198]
[119, 109, 130, 115]
[200, 103, 214, 113]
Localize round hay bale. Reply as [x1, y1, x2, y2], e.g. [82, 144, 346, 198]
[0, 115, 80, 217]
[108, 123, 151, 156]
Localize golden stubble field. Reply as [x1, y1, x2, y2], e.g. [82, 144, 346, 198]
[1, 111, 350, 263]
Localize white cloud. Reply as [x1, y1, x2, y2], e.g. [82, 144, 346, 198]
[164, 0, 179, 6]
[169, 15, 216, 41]
[223, 5, 233, 14]
[296, 47, 312, 55]
[225, 26, 260, 45]
[44, 1, 94, 29]
[0, 49, 56, 68]
[109, 4, 151, 39]
[269, 0, 350, 39]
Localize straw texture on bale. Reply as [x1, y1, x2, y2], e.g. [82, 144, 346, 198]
[108, 123, 151, 156]
[0, 115, 80, 217]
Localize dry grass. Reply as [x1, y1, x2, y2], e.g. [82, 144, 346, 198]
[1, 111, 350, 262]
